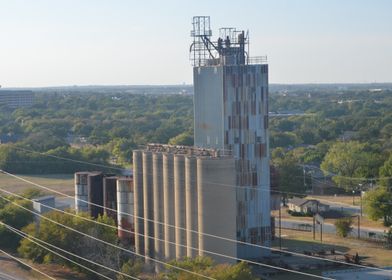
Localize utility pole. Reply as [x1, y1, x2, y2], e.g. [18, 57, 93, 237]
[313, 216, 316, 240]
[279, 203, 282, 250]
[358, 215, 360, 239]
[320, 223, 323, 242]
[359, 183, 363, 217]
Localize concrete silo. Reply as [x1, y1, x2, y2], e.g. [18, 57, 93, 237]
[197, 156, 237, 263]
[133, 150, 145, 255]
[152, 152, 164, 263]
[174, 154, 186, 258]
[162, 152, 175, 260]
[116, 177, 134, 244]
[142, 151, 154, 263]
[185, 156, 198, 258]
[75, 172, 89, 213]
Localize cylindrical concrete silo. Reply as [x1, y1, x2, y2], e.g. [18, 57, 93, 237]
[116, 178, 134, 244]
[163, 153, 175, 260]
[143, 151, 154, 263]
[133, 150, 144, 255]
[152, 153, 164, 260]
[185, 156, 198, 258]
[74, 172, 89, 213]
[174, 154, 186, 259]
[197, 157, 237, 264]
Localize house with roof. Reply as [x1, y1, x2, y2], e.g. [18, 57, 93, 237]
[288, 198, 330, 214]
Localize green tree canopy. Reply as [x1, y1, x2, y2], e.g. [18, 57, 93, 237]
[363, 186, 392, 226]
[320, 141, 381, 190]
[160, 256, 259, 280]
[272, 148, 305, 203]
[18, 212, 120, 278]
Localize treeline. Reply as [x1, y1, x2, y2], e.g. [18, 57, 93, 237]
[0, 144, 117, 174]
[1, 89, 392, 175]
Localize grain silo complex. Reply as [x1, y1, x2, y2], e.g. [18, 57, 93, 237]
[74, 15, 271, 266]
[133, 145, 237, 264]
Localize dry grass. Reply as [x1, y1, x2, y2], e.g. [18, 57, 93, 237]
[309, 195, 360, 206]
[272, 208, 389, 231]
[0, 173, 74, 196]
[274, 228, 392, 267]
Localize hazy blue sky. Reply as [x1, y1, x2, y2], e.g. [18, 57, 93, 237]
[1, 0, 391, 87]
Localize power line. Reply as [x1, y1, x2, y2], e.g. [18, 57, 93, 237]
[0, 187, 341, 280]
[0, 221, 140, 280]
[0, 194, 217, 280]
[0, 248, 57, 280]
[10, 145, 392, 183]
[1, 176, 391, 275]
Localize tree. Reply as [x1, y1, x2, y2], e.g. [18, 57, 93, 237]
[159, 256, 259, 280]
[379, 154, 392, 189]
[334, 217, 353, 237]
[363, 187, 392, 226]
[117, 259, 143, 280]
[272, 149, 305, 204]
[169, 131, 194, 146]
[320, 141, 379, 190]
[18, 212, 120, 278]
[0, 199, 34, 250]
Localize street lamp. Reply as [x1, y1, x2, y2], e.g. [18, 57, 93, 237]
[352, 189, 355, 205]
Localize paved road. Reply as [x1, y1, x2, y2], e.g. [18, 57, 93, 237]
[275, 218, 386, 239]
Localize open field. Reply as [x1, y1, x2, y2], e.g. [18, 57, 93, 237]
[0, 174, 74, 196]
[273, 228, 392, 267]
[309, 195, 361, 207]
[272, 208, 390, 231]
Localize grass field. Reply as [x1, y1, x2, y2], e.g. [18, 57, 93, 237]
[271, 208, 389, 231]
[0, 173, 74, 196]
[273, 228, 392, 267]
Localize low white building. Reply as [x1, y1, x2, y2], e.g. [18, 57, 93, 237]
[288, 198, 329, 214]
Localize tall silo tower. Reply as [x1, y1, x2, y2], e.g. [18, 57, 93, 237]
[190, 16, 271, 258]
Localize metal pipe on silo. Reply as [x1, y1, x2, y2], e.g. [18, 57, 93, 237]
[133, 150, 144, 255]
[185, 156, 198, 258]
[116, 178, 134, 244]
[174, 155, 186, 259]
[74, 172, 88, 213]
[152, 153, 164, 271]
[143, 151, 154, 263]
[163, 153, 175, 260]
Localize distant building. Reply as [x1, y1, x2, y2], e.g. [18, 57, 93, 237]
[288, 198, 330, 214]
[32, 195, 56, 215]
[0, 90, 34, 108]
